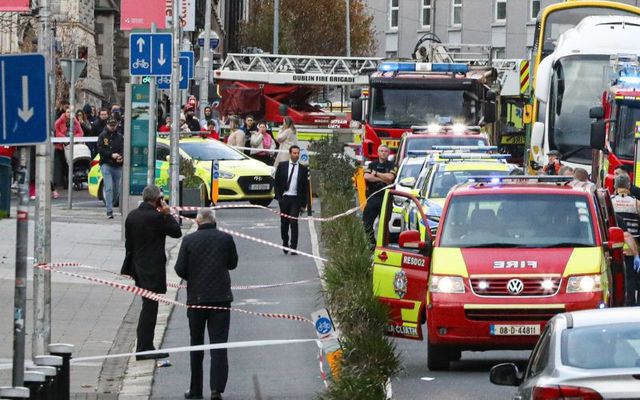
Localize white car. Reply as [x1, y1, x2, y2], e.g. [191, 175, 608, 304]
[490, 307, 640, 399]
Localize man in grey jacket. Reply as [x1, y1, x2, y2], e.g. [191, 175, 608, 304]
[175, 208, 238, 400]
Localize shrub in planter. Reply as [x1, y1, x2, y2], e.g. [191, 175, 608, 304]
[180, 157, 204, 207]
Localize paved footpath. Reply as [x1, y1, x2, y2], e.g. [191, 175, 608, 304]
[0, 199, 187, 399]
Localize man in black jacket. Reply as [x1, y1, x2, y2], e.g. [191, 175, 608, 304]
[274, 145, 308, 254]
[175, 208, 238, 400]
[124, 185, 182, 360]
[96, 117, 124, 218]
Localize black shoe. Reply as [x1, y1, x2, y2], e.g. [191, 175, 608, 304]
[107, 211, 113, 219]
[184, 391, 203, 399]
[136, 352, 169, 361]
[211, 390, 223, 400]
[282, 243, 288, 254]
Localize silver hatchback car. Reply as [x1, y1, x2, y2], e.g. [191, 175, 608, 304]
[490, 307, 640, 400]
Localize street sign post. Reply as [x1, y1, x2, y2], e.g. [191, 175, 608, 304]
[129, 84, 152, 195]
[129, 32, 173, 76]
[0, 54, 48, 145]
[180, 50, 195, 80]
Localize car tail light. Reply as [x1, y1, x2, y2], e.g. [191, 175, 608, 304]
[90, 159, 99, 168]
[533, 385, 603, 400]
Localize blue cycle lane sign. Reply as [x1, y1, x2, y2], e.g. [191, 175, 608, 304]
[0, 54, 48, 145]
[156, 57, 189, 90]
[180, 51, 195, 80]
[129, 32, 173, 76]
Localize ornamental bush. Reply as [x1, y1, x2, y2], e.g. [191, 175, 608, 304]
[310, 137, 401, 400]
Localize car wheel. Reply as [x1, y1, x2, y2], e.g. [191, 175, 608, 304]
[427, 341, 451, 371]
[250, 198, 272, 207]
[199, 181, 212, 207]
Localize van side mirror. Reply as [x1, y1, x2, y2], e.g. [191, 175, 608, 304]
[489, 363, 522, 387]
[607, 226, 625, 250]
[351, 98, 364, 122]
[399, 230, 424, 249]
[591, 120, 606, 151]
[589, 106, 604, 119]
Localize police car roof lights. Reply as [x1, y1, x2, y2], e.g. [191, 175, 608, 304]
[432, 145, 497, 152]
[439, 153, 510, 160]
[466, 176, 574, 184]
[378, 62, 469, 74]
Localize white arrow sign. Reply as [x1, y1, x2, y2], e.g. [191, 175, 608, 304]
[17, 75, 33, 123]
[136, 37, 145, 53]
[158, 43, 166, 66]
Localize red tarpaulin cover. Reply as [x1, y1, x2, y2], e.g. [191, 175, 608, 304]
[0, 0, 29, 12]
[219, 87, 263, 117]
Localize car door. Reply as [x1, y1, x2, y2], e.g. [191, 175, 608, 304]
[373, 189, 435, 340]
[518, 322, 554, 400]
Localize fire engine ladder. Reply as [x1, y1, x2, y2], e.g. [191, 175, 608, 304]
[215, 53, 382, 86]
[423, 43, 493, 66]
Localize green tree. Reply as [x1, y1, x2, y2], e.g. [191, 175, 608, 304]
[239, 0, 376, 56]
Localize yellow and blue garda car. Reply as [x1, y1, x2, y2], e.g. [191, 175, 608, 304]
[88, 136, 275, 206]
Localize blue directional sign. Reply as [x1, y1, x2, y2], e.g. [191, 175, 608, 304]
[197, 37, 220, 50]
[179, 57, 189, 89]
[180, 51, 194, 80]
[155, 59, 188, 90]
[0, 54, 48, 145]
[129, 32, 173, 76]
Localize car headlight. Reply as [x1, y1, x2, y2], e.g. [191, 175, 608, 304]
[566, 275, 602, 293]
[430, 276, 465, 294]
[269, 166, 276, 177]
[219, 170, 235, 179]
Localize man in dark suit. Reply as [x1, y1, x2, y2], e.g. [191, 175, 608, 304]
[124, 185, 182, 360]
[274, 145, 309, 255]
[175, 208, 238, 400]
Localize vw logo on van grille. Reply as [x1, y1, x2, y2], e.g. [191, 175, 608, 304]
[253, 176, 263, 181]
[506, 279, 524, 295]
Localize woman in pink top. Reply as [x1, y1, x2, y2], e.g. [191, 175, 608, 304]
[53, 107, 84, 189]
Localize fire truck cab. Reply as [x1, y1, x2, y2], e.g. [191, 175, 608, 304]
[351, 61, 498, 160]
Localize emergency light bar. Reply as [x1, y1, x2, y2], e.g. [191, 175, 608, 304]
[467, 176, 573, 184]
[439, 153, 510, 160]
[432, 146, 497, 151]
[378, 62, 469, 74]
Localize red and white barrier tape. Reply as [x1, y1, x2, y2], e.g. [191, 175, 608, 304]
[172, 203, 360, 223]
[317, 342, 329, 388]
[43, 263, 318, 291]
[35, 264, 313, 324]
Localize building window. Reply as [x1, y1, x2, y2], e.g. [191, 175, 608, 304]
[530, 0, 540, 20]
[389, 0, 399, 30]
[452, 0, 462, 26]
[493, 47, 505, 59]
[421, 0, 432, 28]
[495, 0, 506, 22]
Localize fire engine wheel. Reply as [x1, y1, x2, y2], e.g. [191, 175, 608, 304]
[427, 341, 451, 371]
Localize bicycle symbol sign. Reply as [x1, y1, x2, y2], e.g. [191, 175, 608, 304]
[129, 32, 173, 76]
[315, 317, 332, 335]
[132, 58, 150, 69]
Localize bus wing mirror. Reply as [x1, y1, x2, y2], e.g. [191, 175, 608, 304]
[351, 98, 364, 122]
[591, 120, 606, 150]
[589, 106, 604, 120]
[534, 56, 553, 103]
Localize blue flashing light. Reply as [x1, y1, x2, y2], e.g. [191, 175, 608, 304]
[378, 62, 416, 72]
[378, 62, 469, 73]
[431, 63, 469, 73]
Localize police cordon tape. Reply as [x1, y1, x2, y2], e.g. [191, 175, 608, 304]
[35, 264, 313, 324]
[43, 263, 318, 291]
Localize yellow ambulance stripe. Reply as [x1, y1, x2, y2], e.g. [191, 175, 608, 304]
[431, 248, 469, 278]
[562, 247, 603, 277]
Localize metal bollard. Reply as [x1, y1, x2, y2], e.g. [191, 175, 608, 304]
[32, 356, 62, 400]
[48, 344, 74, 400]
[25, 367, 55, 400]
[0, 387, 29, 399]
[23, 372, 45, 400]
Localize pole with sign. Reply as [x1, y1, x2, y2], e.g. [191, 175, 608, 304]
[299, 148, 312, 216]
[0, 53, 49, 390]
[147, 23, 159, 187]
[211, 160, 219, 205]
[170, 0, 181, 208]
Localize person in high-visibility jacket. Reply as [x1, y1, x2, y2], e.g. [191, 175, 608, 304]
[363, 145, 396, 244]
[611, 173, 640, 305]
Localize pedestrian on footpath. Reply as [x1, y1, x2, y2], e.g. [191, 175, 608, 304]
[225, 118, 245, 147]
[274, 145, 309, 254]
[274, 117, 298, 165]
[363, 144, 396, 244]
[175, 208, 238, 400]
[54, 107, 84, 190]
[96, 117, 124, 219]
[124, 185, 182, 360]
